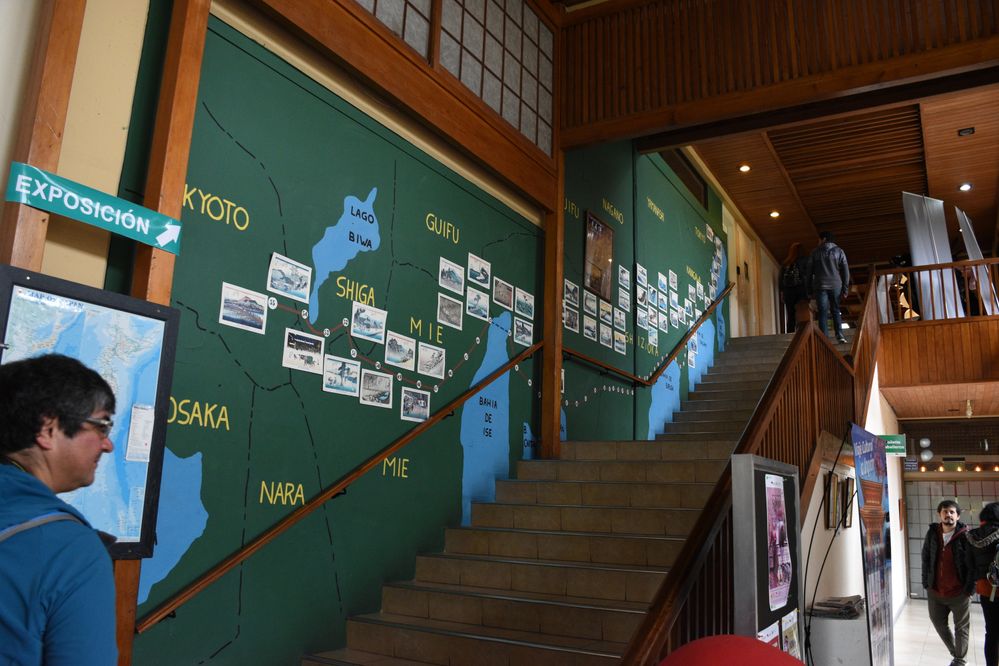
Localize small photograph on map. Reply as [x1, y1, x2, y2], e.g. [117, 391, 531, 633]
[219, 282, 268, 335]
[709, 284, 717, 300]
[599, 299, 613, 325]
[636, 287, 647, 307]
[706, 224, 715, 241]
[658, 272, 669, 294]
[659, 292, 669, 312]
[267, 253, 311, 304]
[323, 354, 361, 396]
[468, 252, 491, 288]
[515, 288, 535, 320]
[438, 257, 465, 295]
[583, 291, 598, 316]
[647, 286, 658, 309]
[599, 323, 612, 348]
[563, 305, 579, 332]
[618, 289, 631, 313]
[670, 290, 679, 308]
[659, 312, 669, 332]
[669, 270, 678, 291]
[614, 307, 625, 331]
[648, 308, 658, 330]
[685, 299, 694, 319]
[613, 330, 626, 355]
[688, 351, 696, 369]
[671, 308, 681, 328]
[695, 309, 703, 321]
[359, 369, 393, 409]
[582, 315, 597, 340]
[437, 293, 463, 330]
[637, 308, 648, 330]
[400, 387, 430, 422]
[648, 326, 658, 349]
[384, 330, 416, 371]
[282, 328, 324, 374]
[636, 263, 648, 288]
[418, 342, 446, 379]
[564, 279, 580, 308]
[493, 277, 514, 311]
[466, 286, 490, 322]
[697, 282, 704, 300]
[513, 317, 533, 346]
[688, 284, 696, 301]
[618, 265, 631, 290]
[351, 301, 388, 344]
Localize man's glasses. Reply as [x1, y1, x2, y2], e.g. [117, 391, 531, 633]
[83, 417, 114, 437]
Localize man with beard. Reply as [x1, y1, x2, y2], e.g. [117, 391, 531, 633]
[967, 502, 999, 666]
[0, 354, 117, 665]
[922, 500, 973, 666]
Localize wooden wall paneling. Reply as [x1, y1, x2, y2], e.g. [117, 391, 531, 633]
[0, 0, 86, 271]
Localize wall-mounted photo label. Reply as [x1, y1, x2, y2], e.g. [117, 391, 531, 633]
[282, 328, 324, 374]
[636, 263, 648, 288]
[400, 387, 430, 422]
[493, 277, 514, 311]
[219, 282, 268, 335]
[658, 312, 669, 332]
[466, 286, 490, 322]
[669, 270, 678, 291]
[437, 292, 463, 330]
[613, 307, 625, 331]
[599, 299, 612, 325]
[648, 286, 658, 309]
[384, 330, 416, 371]
[637, 287, 647, 307]
[637, 308, 648, 330]
[599, 323, 612, 348]
[688, 284, 696, 301]
[658, 272, 669, 294]
[670, 308, 679, 329]
[467, 252, 491, 288]
[564, 279, 580, 308]
[583, 291, 597, 316]
[563, 305, 579, 332]
[613, 330, 626, 355]
[670, 290, 679, 308]
[618, 289, 631, 312]
[582, 315, 597, 340]
[648, 326, 658, 348]
[513, 317, 533, 346]
[583, 211, 614, 300]
[648, 308, 659, 330]
[323, 355, 361, 396]
[359, 369, 393, 409]
[618, 266, 631, 290]
[266, 253, 312, 304]
[438, 256, 465, 295]
[514, 288, 535, 320]
[350, 301, 388, 344]
[417, 342, 445, 379]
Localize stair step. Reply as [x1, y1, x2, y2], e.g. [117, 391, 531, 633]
[653, 432, 740, 446]
[303, 648, 428, 665]
[517, 459, 727, 483]
[687, 386, 766, 402]
[700, 365, 775, 379]
[560, 440, 733, 461]
[471, 502, 700, 537]
[445, 526, 685, 567]
[659, 419, 744, 434]
[710, 354, 784, 368]
[673, 408, 754, 424]
[495, 478, 714, 508]
[381, 581, 645, 643]
[681, 397, 760, 412]
[346, 613, 623, 665]
[415, 553, 667, 603]
[726, 333, 795, 346]
[688, 377, 769, 392]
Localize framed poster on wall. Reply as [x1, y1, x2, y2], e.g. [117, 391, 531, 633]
[583, 211, 614, 300]
[733, 454, 805, 662]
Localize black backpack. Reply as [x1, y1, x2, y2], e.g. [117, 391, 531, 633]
[782, 262, 804, 290]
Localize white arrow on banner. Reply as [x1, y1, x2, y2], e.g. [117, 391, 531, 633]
[156, 223, 180, 248]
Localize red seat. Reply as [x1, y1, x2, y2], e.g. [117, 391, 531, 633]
[658, 635, 801, 665]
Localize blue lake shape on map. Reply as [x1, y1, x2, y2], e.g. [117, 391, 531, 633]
[647, 361, 681, 440]
[308, 188, 381, 324]
[459, 312, 512, 525]
[137, 449, 208, 604]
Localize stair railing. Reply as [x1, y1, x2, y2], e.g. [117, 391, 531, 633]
[873, 257, 999, 323]
[563, 282, 734, 387]
[851, 272, 881, 424]
[135, 341, 543, 634]
[621, 322, 854, 664]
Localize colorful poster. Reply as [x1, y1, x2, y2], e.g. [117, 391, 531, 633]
[766, 473, 793, 611]
[756, 620, 780, 649]
[853, 423, 893, 666]
[781, 608, 801, 659]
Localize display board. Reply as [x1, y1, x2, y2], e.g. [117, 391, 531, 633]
[0, 265, 179, 558]
[733, 454, 804, 661]
[133, 18, 542, 664]
[852, 423, 893, 666]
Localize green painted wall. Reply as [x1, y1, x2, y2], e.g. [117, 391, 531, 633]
[133, 19, 541, 664]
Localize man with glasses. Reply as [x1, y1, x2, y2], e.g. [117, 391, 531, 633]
[0, 354, 117, 665]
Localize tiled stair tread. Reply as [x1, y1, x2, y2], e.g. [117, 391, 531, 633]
[304, 649, 428, 665]
[350, 612, 627, 656]
[474, 501, 706, 513]
[385, 580, 649, 613]
[450, 524, 689, 543]
[498, 478, 715, 488]
[420, 551, 670, 574]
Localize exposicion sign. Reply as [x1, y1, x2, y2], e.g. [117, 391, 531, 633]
[4, 162, 182, 254]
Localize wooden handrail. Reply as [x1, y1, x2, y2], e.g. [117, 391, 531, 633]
[136, 341, 543, 634]
[873, 256, 999, 276]
[563, 282, 734, 388]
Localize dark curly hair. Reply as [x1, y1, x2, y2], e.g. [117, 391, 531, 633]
[0, 354, 115, 455]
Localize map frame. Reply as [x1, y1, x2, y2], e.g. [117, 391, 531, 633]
[0, 264, 180, 559]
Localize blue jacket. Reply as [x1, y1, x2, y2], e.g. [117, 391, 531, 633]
[0, 464, 117, 665]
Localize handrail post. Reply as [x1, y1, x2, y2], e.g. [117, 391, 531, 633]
[540, 154, 565, 459]
[794, 298, 812, 330]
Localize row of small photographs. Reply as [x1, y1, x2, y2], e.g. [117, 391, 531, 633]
[439, 256, 535, 321]
[564, 304, 623, 333]
[436, 290, 533, 347]
[568, 279, 631, 317]
[322, 356, 431, 420]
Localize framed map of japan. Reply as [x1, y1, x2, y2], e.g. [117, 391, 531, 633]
[0, 265, 179, 558]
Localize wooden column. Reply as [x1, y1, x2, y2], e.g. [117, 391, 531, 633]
[116, 1, 211, 664]
[0, 0, 86, 270]
[539, 152, 565, 459]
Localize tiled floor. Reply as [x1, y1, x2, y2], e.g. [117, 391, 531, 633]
[895, 598, 988, 665]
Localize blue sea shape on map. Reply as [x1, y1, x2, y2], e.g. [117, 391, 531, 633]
[647, 361, 681, 440]
[137, 449, 208, 605]
[308, 187, 381, 323]
[459, 312, 512, 525]
[560, 407, 566, 441]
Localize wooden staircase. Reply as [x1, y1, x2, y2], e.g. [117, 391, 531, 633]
[304, 334, 795, 665]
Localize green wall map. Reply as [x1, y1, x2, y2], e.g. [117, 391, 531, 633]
[134, 19, 541, 664]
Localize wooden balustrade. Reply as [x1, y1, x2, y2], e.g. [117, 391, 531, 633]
[622, 323, 854, 664]
[852, 273, 882, 423]
[872, 257, 999, 324]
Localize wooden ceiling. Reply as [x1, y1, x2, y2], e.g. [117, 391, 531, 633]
[691, 84, 999, 267]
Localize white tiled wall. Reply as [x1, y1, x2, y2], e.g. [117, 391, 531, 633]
[906, 479, 999, 599]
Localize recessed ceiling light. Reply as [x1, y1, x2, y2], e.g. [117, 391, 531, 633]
[959, 183, 972, 192]
[739, 164, 751, 173]
[769, 211, 780, 218]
